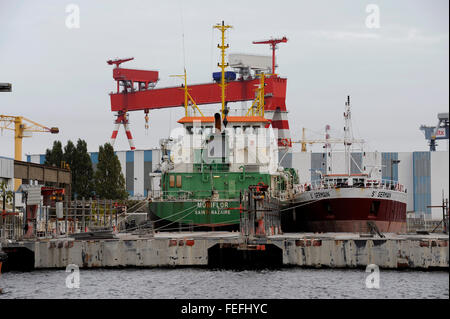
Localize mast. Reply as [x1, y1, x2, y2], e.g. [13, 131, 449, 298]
[213, 21, 232, 118]
[344, 95, 353, 176]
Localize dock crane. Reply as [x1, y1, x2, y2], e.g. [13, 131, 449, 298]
[420, 113, 449, 151]
[107, 25, 292, 149]
[0, 115, 59, 189]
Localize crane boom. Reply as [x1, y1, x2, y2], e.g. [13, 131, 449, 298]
[0, 115, 59, 189]
[252, 37, 288, 75]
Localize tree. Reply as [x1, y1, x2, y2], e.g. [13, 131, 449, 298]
[44, 141, 63, 167]
[44, 139, 94, 199]
[73, 139, 94, 199]
[63, 140, 76, 169]
[94, 143, 128, 200]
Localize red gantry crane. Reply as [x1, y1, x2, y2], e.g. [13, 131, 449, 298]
[107, 35, 291, 149]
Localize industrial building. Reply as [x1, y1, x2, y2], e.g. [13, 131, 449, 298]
[0, 156, 14, 191]
[26, 149, 448, 219]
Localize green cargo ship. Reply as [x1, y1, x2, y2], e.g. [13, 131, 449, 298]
[148, 114, 297, 231]
[148, 21, 297, 231]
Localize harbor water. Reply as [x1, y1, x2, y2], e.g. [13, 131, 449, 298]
[0, 268, 448, 299]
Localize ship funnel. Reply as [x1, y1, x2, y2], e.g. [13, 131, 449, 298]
[214, 113, 222, 133]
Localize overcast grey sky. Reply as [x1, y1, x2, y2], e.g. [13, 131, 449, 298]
[0, 0, 448, 158]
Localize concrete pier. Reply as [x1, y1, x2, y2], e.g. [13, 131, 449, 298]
[1, 232, 448, 270]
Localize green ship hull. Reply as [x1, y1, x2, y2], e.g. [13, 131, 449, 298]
[149, 171, 273, 229]
[149, 199, 241, 228]
[147, 115, 298, 230]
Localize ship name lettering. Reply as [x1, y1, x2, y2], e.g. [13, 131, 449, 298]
[377, 191, 391, 198]
[314, 192, 330, 199]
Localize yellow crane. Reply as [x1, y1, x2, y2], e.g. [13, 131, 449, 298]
[0, 115, 59, 189]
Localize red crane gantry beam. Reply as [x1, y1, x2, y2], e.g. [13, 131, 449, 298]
[108, 58, 291, 149]
[109, 76, 287, 112]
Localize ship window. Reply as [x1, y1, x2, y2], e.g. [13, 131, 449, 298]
[243, 125, 251, 133]
[169, 175, 175, 187]
[370, 201, 380, 216]
[176, 175, 182, 188]
[186, 126, 193, 135]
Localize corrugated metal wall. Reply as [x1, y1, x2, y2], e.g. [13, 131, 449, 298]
[126, 151, 134, 196]
[0, 156, 14, 179]
[397, 152, 414, 212]
[143, 150, 152, 196]
[382, 152, 399, 181]
[413, 152, 431, 216]
[430, 151, 450, 219]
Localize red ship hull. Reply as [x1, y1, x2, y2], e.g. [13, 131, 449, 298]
[282, 188, 407, 233]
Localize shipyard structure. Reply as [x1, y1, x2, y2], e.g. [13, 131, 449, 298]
[1, 21, 448, 272]
[26, 149, 449, 219]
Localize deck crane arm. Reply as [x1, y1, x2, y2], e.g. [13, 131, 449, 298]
[252, 37, 288, 76]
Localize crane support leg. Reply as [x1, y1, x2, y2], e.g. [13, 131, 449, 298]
[124, 123, 136, 150]
[110, 112, 136, 150]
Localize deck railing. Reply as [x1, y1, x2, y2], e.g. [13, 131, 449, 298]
[296, 178, 407, 194]
[149, 189, 240, 201]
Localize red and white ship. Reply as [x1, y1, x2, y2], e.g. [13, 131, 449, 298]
[283, 96, 407, 233]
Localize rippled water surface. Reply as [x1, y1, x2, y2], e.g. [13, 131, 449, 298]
[0, 268, 448, 299]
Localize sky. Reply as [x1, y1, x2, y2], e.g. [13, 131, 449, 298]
[0, 0, 448, 159]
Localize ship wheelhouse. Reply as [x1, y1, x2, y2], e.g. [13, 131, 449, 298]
[153, 114, 282, 201]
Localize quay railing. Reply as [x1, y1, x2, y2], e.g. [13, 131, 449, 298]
[407, 216, 446, 233]
[0, 198, 127, 241]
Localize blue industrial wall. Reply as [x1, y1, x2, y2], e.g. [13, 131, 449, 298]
[382, 152, 399, 181]
[143, 150, 152, 197]
[126, 151, 134, 196]
[413, 152, 431, 216]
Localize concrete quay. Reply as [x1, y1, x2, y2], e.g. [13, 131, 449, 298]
[1, 232, 448, 271]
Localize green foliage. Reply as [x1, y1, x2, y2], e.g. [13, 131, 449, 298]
[44, 139, 94, 199]
[63, 140, 76, 168]
[44, 141, 63, 167]
[94, 143, 128, 200]
[73, 139, 94, 199]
